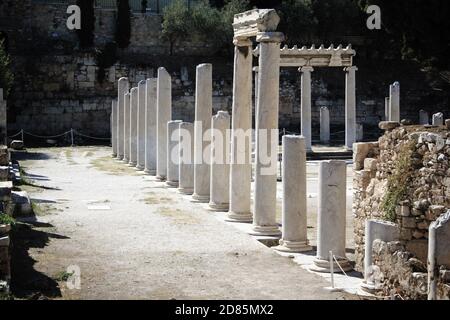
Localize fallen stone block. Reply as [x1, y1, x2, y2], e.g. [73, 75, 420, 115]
[0, 181, 12, 202]
[10, 140, 24, 150]
[11, 191, 32, 216]
[379, 121, 400, 131]
[0, 166, 9, 181]
[0, 146, 8, 166]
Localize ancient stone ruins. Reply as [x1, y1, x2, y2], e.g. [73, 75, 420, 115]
[1, 8, 450, 300]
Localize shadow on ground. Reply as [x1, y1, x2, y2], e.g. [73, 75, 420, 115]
[10, 221, 70, 299]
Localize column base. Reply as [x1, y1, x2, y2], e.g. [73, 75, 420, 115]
[112, 153, 117, 158]
[166, 180, 179, 188]
[191, 193, 210, 203]
[360, 281, 377, 294]
[143, 169, 156, 175]
[116, 155, 124, 161]
[273, 240, 313, 253]
[128, 161, 137, 167]
[178, 187, 194, 195]
[208, 202, 229, 212]
[136, 165, 145, 171]
[122, 157, 129, 163]
[156, 175, 166, 181]
[224, 211, 253, 223]
[309, 257, 353, 273]
[249, 225, 281, 237]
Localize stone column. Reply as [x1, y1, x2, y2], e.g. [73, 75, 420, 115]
[389, 82, 400, 122]
[226, 38, 253, 222]
[144, 78, 158, 175]
[136, 80, 146, 170]
[117, 77, 129, 160]
[419, 109, 429, 125]
[209, 111, 231, 211]
[123, 92, 131, 163]
[253, 66, 259, 123]
[384, 97, 390, 121]
[319, 106, 330, 144]
[156, 67, 172, 181]
[111, 99, 118, 157]
[300, 66, 313, 152]
[178, 122, 195, 194]
[432, 112, 444, 126]
[274, 135, 312, 253]
[192, 64, 212, 203]
[166, 120, 182, 187]
[251, 32, 284, 236]
[129, 87, 138, 167]
[311, 160, 352, 273]
[344, 66, 357, 150]
[361, 219, 399, 292]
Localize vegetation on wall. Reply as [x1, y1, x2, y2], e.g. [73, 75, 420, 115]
[116, 0, 131, 49]
[380, 139, 416, 222]
[76, 0, 95, 48]
[0, 39, 13, 98]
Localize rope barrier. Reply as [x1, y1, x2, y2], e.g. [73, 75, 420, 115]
[23, 130, 71, 139]
[7, 128, 111, 145]
[72, 130, 111, 141]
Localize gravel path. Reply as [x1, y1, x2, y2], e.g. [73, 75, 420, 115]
[11, 146, 357, 300]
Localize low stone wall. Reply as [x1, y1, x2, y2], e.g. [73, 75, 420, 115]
[354, 121, 450, 298]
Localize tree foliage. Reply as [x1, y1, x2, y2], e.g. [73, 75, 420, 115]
[76, 0, 95, 49]
[0, 39, 13, 98]
[116, 0, 131, 49]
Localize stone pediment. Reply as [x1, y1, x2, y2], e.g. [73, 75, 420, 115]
[253, 44, 356, 67]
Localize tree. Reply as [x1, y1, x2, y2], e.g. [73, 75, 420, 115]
[76, 0, 95, 48]
[116, 0, 131, 49]
[161, 0, 191, 55]
[141, 0, 148, 14]
[0, 39, 13, 98]
[278, 0, 317, 45]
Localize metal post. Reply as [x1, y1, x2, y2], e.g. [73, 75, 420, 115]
[21, 129, 24, 143]
[329, 250, 335, 289]
[71, 129, 74, 147]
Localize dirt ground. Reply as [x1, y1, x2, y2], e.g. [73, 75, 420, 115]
[9, 146, 358, 300]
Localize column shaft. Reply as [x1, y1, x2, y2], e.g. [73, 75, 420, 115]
[117, 77, 129, 160]
[178, 122, 195, 194]
[275, 135, 312, 252]
[227, 39, 253, 222]
[320, 106, 330, 144]
[300, 66, 313, 151]
[345, 66, 357, 150]
[252, 32, 283, 236]
[166, 120, 182, 187]
[156, 67, 172, 180]
[209, 111, 231, 211]
[192, 64, 212, 203]
[136, 80, 146, 170]
[389, 81, 400, 122]
[129, 87, 138, 166]
[144, 78, 158, 175]
[111, 99, 118, 157]
[123, 92, 131, 163]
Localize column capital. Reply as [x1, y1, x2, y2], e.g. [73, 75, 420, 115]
[344, 66, 358, 72]
[233, 37, 252, 47]
[299, 66, 314, 73]
[256, 32, 284, 43]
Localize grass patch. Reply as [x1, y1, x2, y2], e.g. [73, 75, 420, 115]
[90, 156, 138, 176]
[142, 193, 172, 205]
[156, 207, 199, 225]
[0, 213, 15, 226]
[31, 203, 60, 216]
[380, 139, 416, 222]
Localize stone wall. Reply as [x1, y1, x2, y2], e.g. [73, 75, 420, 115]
[353, 121, 450, 298]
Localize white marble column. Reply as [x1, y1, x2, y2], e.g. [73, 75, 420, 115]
[320, 106, 330, 144]
[419, 109, 429, 125]
[136, 80, 146, 170]
[253, 66, 259, 125]
[111, 99, 118, 157]
[117, 77, 129, 160]
[209, 111, 231, 211]
[275, 135, 312, 253]
[166, 120, 182, 187]
[345, 66, 357, 150]
[123, 92, 131, 163]
[156, 67, 172, 181]
[300, 66, 313, 152]
[389, 82, 400, 122]
[192, 64, 213, 203]
[227, 38, 253, 222]
[432, 112, 444, 126]
[311, 160, 352, 273]
[144, 78, 158, 175]
[251, 32, 284, 236]
[178, 122, 195, 194]
[384, 97, 390, 121]
[129, 87, 138, 167]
